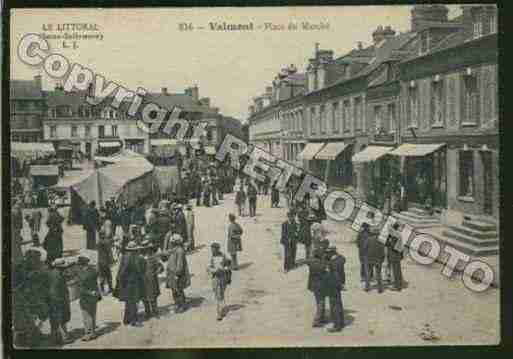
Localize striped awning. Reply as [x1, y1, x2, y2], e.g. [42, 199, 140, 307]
[297, 143, 325, 161]
[388, 143, 445, 157]
[30, 165, 59, 177]
[314, 142, 348, 160]
[352, 146, 393, 163]
[151, 139, 178, 146]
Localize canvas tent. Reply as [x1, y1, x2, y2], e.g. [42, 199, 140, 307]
[70, 153, 154, 223]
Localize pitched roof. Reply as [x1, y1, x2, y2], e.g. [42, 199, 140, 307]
[11, 79, 42, 99]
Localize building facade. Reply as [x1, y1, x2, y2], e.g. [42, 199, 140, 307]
[10, 75, 45, 142]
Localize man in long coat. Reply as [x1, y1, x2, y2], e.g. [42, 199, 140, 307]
[165, 234, 191, 313]
[386, 223, 404, 291]
[119, 201, 131, 236]
[114, 241, 145, 326]
[357, 223, 371, 287]
[367, 230, 385, 293]
[281, 211, 298, 272]
[227, 213, 243, 270]
[44, 206, 64, 264]
[184, 204, 195, 251]
[174, 205, 188, 244]
[324, 246, 346, 332]
[298, 206, 312, 260]
[141, 239, 161, 319]
[97, 229, 114, 295]
[48, 258, 72, 345]
[82, 201, 99, 250]
[247, 182, 258, 217]
[77, 254, 101, 341]
[307, 247, 328, 327]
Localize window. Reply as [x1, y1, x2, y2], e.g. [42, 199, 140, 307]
[473, 19, 482, 39]
[331, 102, 339, 133]
[71, 125, 77, 137]
[431, 78, 444, 127]
[489, 12, 497, 34]
[343, 100, 351, 132]
[388, 103, 396, 134]
[310, 107, 316, 134]
[408, 85, 419, 128]
[354, 97, 362, 130]
[319, 105, 326, 133]
[50, 125, 57, 138]
[112, 125, 118, 137]
[99, 125, 105, 138]
[374, 105, 383, 133]
[85, 125, 91, 137]
[459, 150, 474, 197]
[298, 110, 303, 131]
[56, 105, 71, 117]
[463, 74, 479, 125]
[420, 31, 429, 55]
[110, 110, 116, 119]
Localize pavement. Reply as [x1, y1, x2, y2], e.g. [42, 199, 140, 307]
[18, 192, 500, 348]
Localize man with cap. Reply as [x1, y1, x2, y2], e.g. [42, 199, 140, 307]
[307, 246, 328, 328]
[324, 246, 346, 332]
[184, 204, 195, 251]
[207, 242, 231, 321]
[366, 227, 385, 293]
[140, 239, 161, 319]
[165, 234, 191, 313]
[227, 214, 244, 270]
[82, 201, 99, 250]
[357, 223, 371, 288]
[48, 258, 72, 344]
[114, 241, 145, 326]
[97, 229, 114, 295]
[281, 211, 299, 272]
[76, 253, 101, 341]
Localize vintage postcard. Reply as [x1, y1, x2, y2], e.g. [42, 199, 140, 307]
[6, 4, 500, 349]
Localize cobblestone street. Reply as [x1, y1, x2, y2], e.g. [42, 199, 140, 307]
[23, 192, 499, 348]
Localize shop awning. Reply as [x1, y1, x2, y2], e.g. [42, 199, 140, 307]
[98, 141, 121, 148]
[30, 165, 59, 177]
[297, 143, 325, 161]
[388, 143, 445, 157]
[151, 139, 178, 146]
[204, 146, 216, 155]
[11, 142, 55, 161]
[314, 142, 348, 160]
[352, 146, 393, 163]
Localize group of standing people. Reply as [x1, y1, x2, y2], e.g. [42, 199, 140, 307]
[234, 177, 258, 217]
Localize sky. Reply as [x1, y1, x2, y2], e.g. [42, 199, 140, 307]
[11, 6, 462, 121]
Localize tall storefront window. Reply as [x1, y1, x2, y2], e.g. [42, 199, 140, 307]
[463, 74, 479, 125]
[343, 100, 351, 132]
[319, 105, 326, 133]
[310, 107, 316, 135]
[332, 102, 339, 133]
[459, 150, 474, 197]
[388, 103, 396, 134]
[431, 78, 445, 127]
[408, 85, 419, 128]
[354, 97, 362, 130]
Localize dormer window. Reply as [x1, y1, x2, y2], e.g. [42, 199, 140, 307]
[419, 31, 429, 55]
[473, 18, 483, 39]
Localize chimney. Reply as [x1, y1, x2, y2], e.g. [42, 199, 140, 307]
[372, 25, 385, 44]
[411, 5, 449, 32]
[383, 26, 396, 40]
[190, 85, 199, 101]
[161, 87, 168, 95]
[34, 75, 42, 90]
[200, 97, 211, 108]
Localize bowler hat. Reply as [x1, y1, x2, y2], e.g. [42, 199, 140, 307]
[125, 241, 139, 251]
[210, 242, 220, 249]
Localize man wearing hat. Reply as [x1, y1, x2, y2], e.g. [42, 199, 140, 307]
[184, 204, 195, 251]
[281, 211, 298, 272]
[48, 258, 72, 345]
[207, 242, 231, 321]
[298, 205, 313, 260]
[174, 204, 188, 245]
[140, 239, 161, 319]
[82, 201, 99, 250]
[44, 206, 65, 264]
[97, 229, 114, 295]
[324, 246, 346, 332]
[227, 214, 244, 270]
[366, 227, 385, 293]
[114, 241, 145, 326]
[307, 247, 328, 328]
[77, 253, 101, 341]
[386, 222, 404, 291]
[165, 234, 191, 313]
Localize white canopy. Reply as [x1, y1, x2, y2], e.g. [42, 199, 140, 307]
[314, 142, 348, 160]
[11, 142, 55, 161]
[352, 145, 393, 163]
[297, 143, 325, 161]
[388, 143, 445, 157]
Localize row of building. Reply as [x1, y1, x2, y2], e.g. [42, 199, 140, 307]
[11, 79, 245, 158]
[247, 5, 499, 221]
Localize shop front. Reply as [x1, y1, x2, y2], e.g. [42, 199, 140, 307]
[97, 140, 123, 157]
[313, 141, 353, 189]
[389, 143, 447, 211]
[297, 142, 325, 175]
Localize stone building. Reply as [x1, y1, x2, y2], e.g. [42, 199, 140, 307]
[395, 4, 498, 221]
[10, 75, 45, 142]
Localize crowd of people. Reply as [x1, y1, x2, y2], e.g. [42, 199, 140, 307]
[11, 152, 406, 346]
